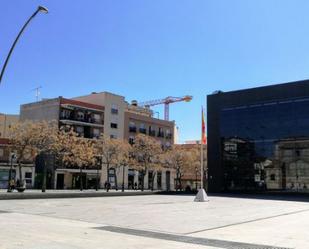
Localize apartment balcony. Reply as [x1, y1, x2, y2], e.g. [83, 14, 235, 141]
[59, 118, 104, 128]
[59, 111, 103, 128]
[129, 127, 137, 133]
[139, 128, 147, 134]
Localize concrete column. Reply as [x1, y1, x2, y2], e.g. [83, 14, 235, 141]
[153, 171, 158, 190]
[123, 166, 129, 189]
[116, 166, 128, 189]
[100, 164, 108, 188]
[134, 170, 139, 187]
[64, 172, 72, 189]
[144, 170, 149, 189]
[162, 170, 166, 191]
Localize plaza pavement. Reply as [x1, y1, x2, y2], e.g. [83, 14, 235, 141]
[0, 194, 308, 249]
[0, 189, 157, 200]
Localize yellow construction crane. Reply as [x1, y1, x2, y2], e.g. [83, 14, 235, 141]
[138, 95, 193, 121]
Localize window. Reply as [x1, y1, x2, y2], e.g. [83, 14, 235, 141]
[148, 171, 153, 189]
[111, 123, 118, 129]
[76, 126, 84, 133]
[60, 109, 71, 119]
[111, 104, 118, 114]
[158, 127, 164, 137]
[129, 136, 135, 145]
[108, 168, 116, 186]
[139, 123, 146, 134]
[129, 121, 136, 132]
[93, 114, 101, 123]
[110, 134, 117, 139]
[166, 129, 172, 139]
[77, 111, 84, 120]
[157, 172, 162, 189]
[270, 174, 276, 181]
[25, 172, 32, 179]
[93, 128, 101, 137]
[149, 126, 156, 136]
[0, 148, 3, 157]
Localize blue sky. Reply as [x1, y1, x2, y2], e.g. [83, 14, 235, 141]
[1, 1, 309, 142]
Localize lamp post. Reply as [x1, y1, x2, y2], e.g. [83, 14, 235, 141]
[0, 6, 48, 85]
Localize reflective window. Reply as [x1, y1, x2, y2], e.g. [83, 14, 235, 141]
[220, 99, 309, 192]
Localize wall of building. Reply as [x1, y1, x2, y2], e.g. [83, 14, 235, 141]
[73, 92, 126, 139]
[208, 79, 309, 192]
[0, 114, 19, 138]
[124, 111, 175, 146]
[20, 98, 60, 122]
[0, 165, 35, 189]
[100, 165, 176, 191]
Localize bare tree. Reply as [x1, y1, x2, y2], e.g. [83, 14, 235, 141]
[95, 136, 124, 192]
[162, 145, 199, 191]
[29, 121, 58, 192]
[8, 121, 37, 185]
[58, 128, 96, 191]
[115, 140, 131, 192]
[131, 134, 162, 191]
[8, 120, 59, 191]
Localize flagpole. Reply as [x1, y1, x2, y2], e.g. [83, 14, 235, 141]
[194, 105, 209, 202]
[200, 106, 204, 189]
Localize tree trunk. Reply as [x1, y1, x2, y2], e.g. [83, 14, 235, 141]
[80, 167, 83, 191]
[122, 164, 125, 192]
[42, 158, 46, 192]
[141, 170, 145, 191]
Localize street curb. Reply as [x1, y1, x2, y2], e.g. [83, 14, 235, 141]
[0, 191, 159, 200]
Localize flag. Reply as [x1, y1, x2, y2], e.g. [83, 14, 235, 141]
[201, 107, 206, 144]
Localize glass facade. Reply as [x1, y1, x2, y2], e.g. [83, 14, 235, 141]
[220, 97, 309, 192]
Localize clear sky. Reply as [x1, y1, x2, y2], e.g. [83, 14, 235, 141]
[1, 1, 309, 142]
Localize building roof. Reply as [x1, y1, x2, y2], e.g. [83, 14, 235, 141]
[60, 97, 105, 111]
[209, 79, 309, 96]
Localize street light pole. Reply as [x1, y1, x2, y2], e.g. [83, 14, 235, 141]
[0, 6, 48, 85]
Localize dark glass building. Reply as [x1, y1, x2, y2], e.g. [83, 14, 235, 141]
[207, 80, 309, 192]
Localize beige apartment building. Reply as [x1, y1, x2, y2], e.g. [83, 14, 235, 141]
[19, 91, 176, 191]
